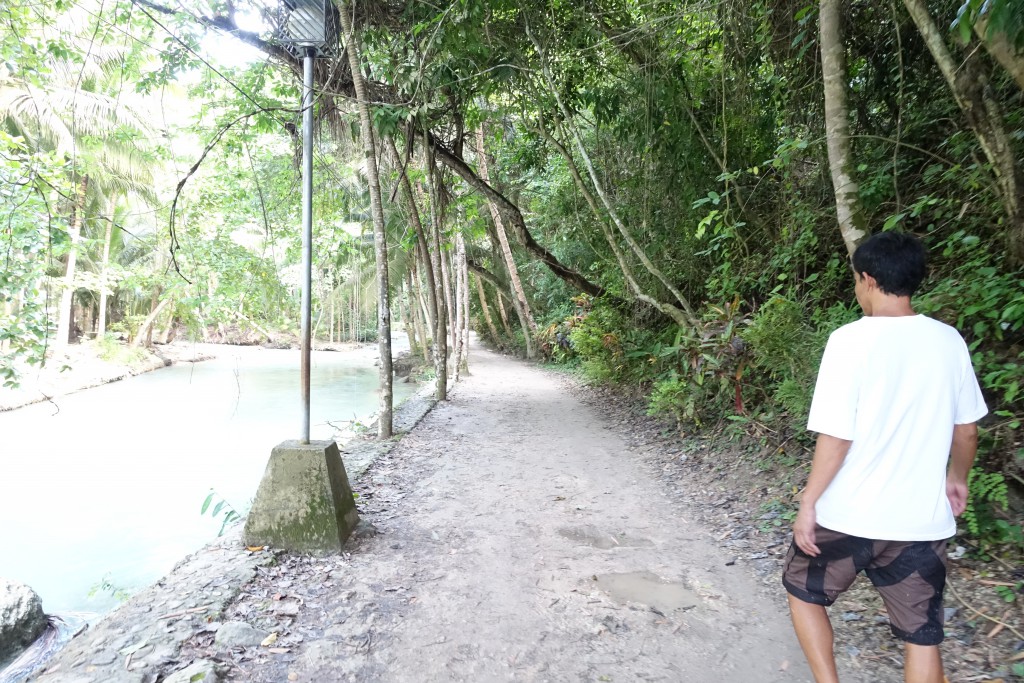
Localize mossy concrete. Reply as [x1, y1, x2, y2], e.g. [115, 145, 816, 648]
[242, 440, 360, 551]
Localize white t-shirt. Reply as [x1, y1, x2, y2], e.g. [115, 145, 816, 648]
[807, 314, 988, 540]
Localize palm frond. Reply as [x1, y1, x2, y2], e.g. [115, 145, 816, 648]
[0, 81, 76, 153]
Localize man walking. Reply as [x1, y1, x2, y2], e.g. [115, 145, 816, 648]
[783, 232, 988, 682]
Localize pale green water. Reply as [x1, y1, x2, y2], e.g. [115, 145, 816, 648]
[0, 344, 414, 616]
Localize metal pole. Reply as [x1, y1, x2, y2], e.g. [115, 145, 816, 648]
[300, 47, 314, 444]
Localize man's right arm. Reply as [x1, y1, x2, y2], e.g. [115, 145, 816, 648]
[794, 433, 852, 557]
[947, 422, 978, 516]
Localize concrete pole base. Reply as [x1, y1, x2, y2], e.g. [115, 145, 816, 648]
[243, 440, 360, 552]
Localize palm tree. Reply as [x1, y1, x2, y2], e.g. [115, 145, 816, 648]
[0, 11, 157, 353]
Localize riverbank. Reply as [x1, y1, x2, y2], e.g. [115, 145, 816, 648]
[0, 340, 218, 413]
[0, 336, 383, 413]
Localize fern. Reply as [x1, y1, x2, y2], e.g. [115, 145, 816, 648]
[962, 467, 1017, 552]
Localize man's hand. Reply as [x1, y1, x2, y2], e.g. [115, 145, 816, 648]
[792, 434, 851, 558]
[947, 474, 969, 516]
[948, 423, 978, 517]
[793, 506, 820, 557]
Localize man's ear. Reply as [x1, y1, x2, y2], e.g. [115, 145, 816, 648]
[861, 272, 878, 290]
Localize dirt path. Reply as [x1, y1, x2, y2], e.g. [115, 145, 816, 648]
[181, 343, 841, 682]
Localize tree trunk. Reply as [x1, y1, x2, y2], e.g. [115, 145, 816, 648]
[97, 195, 116, 337]
[975, 11, 1024, 92]
[340, 2, 393, 437]
[820, 0, 869, 256]
[342, 301, 350, 344]
[56, 175, 89, 353]
[408, 269, 430, 363]
[131, 295, 171, 348]
[413, 263, 432, 363]
[440, 246, 458, 359]
[475, 126, 537, 358]
[903, 0, 1024, 264]
[157, 317, 175, 345]
[452, 256, 464, 382]
[452, 232, 470, 379]
[458, 232, 471, 372]
[424, 143, 449, 401]
[467, 258, 529, 349]
[399, 276, 416, 354]
[386, 137, 440, 332]
[495, 289, 512, 335]
[475, 275, 500, 342]
[145, 288, 160, 347]
[386, 136, 447, 386]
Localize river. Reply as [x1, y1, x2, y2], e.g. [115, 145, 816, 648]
[0, 343, 416, 617]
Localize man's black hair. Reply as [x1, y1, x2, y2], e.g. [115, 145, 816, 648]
[851, 231, 927, 297]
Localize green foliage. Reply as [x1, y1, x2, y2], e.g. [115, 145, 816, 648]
[917, 230, 1024, 479]
[758, 499, 798, 533]
[962, 467, 1023, 552]
[534, 294, 588, 362]
[643, 299, 750, 428]
[0, 133, 66, 386]
[4, 0, 1024, 567]
[993, 582, 1022, 603]
[201, 489, 241, 537]
[743, 299, 858, 426]
[743, 298, 817, 422]
[88, 573, 131, 602]
[93, 334, 149, 366]
[953, 0, 1024, 47]
[567, 299, 631, 383]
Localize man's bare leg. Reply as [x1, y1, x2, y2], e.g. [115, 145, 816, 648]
[903, 643, 943, 683]
[788, 594, 840, 683]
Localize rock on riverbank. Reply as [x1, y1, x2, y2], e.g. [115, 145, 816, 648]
[0, 579, 46, 663]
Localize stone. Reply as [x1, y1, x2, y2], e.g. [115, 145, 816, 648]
[243, 440, 360, 552]
[0, 577, 47, 661]
[213, 621, 268, 649]
[273, 601, 300, 616]
[90, 650, 119, 665]
[163, 659, 220, 683]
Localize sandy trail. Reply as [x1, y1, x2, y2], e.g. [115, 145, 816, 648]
[211, 343, 822, 682]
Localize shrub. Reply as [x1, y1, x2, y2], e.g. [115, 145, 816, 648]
[644, 298, 750, 428]
[743, 298, 857, 428]
[568, 299, 631, 382]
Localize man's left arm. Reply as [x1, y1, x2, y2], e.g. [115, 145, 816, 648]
[947, 422, 978, 516]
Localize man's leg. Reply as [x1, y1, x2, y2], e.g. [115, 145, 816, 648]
[788, 594, 840, 683]
[864, 539, 948, 683]
[903, 643, 943, 683]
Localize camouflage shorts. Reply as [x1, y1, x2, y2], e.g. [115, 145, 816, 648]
[782, 525, 947, 646]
